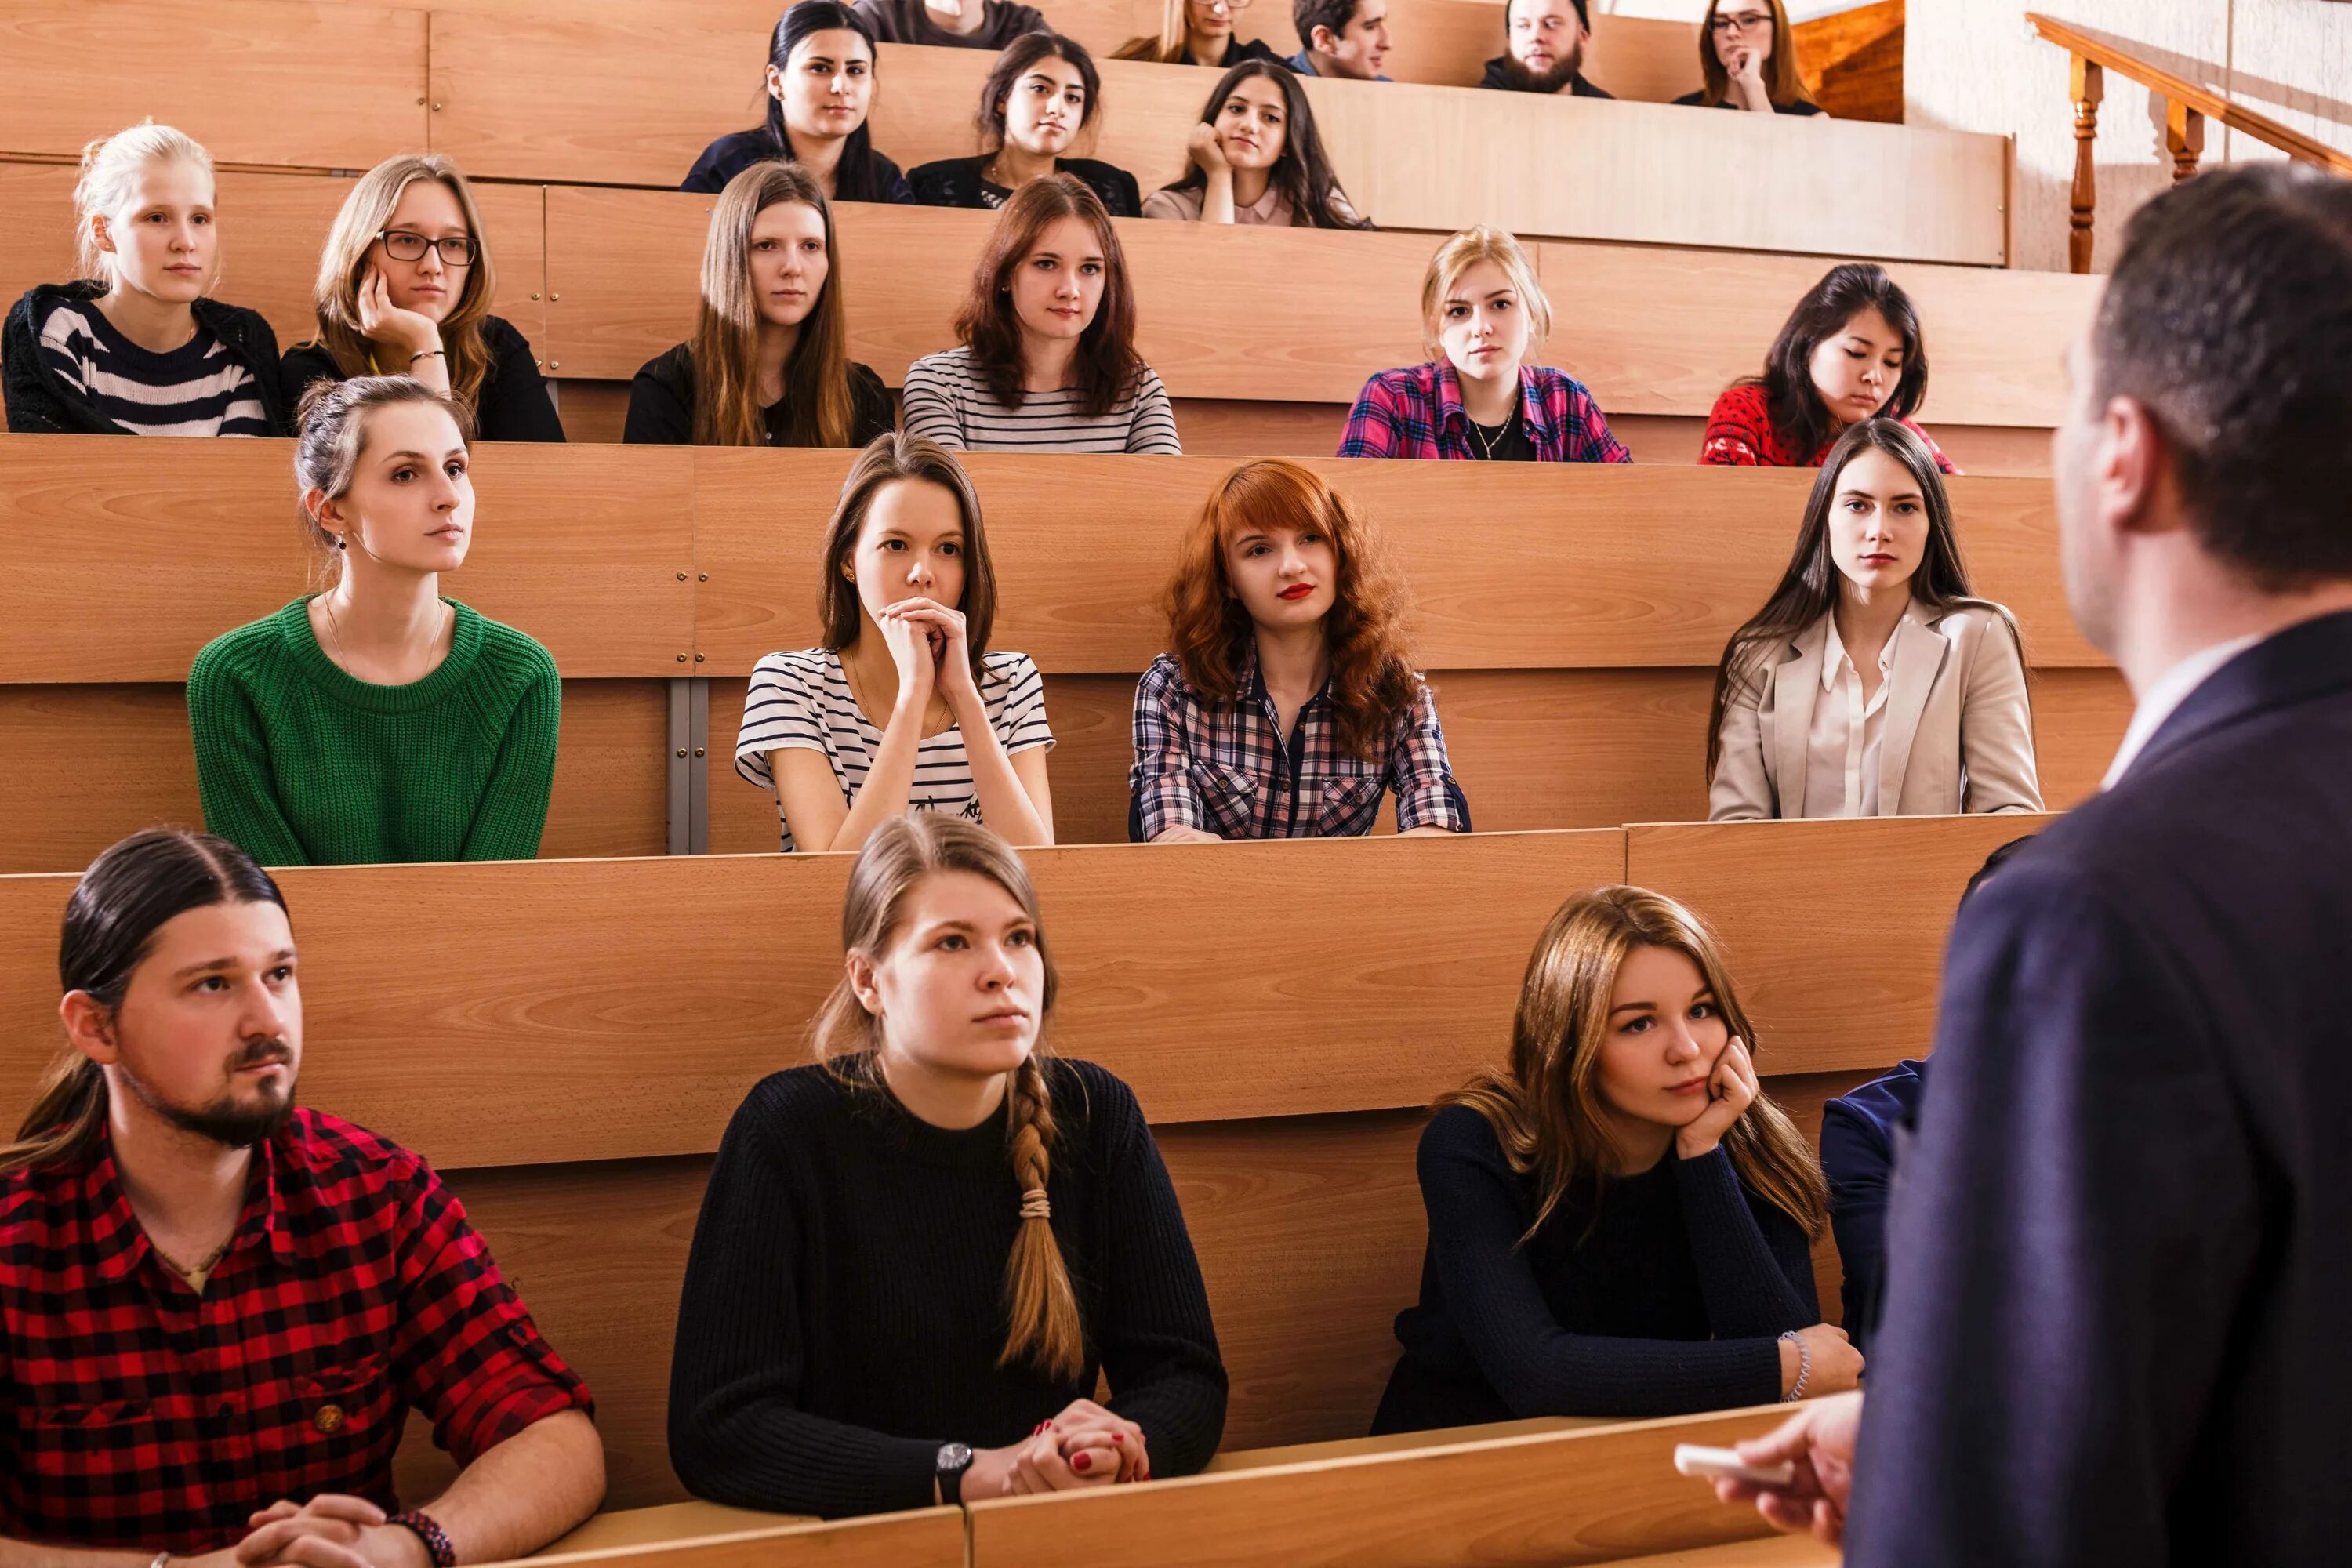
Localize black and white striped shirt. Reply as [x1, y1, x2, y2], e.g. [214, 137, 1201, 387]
[735, 647, 1055, 852]
[36, 301, 270, 437]
[900, 346, 1181, 454]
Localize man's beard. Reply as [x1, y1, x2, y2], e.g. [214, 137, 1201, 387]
[1502, 45, 1585, 93]
[119, 1036, 298, 1149]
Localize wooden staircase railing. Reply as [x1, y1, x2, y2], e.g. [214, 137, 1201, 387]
[2028, 12, 2352, 272]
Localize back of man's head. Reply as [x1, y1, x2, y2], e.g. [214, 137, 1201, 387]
[1295, 0, 1357, 48]
[2094, 164, 2352, 588]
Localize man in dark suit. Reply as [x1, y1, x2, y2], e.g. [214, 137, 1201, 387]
[1715, 163, 2352, 1563]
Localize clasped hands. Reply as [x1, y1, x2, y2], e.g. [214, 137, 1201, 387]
[964, 1398, 1152, 1498]
[168, 1496, 429, 1568]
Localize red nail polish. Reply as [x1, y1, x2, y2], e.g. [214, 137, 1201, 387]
[1112, 1433, 1124, 1443]
[1073, 1453, 1091, 1472]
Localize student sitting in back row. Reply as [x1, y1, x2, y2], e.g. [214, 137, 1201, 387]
[1115, 0, 1283, 67]
[1131, 459, 1468, 841]
[911, 32, 1143, 217]
[1289, 0, 1392, 81]
[1677, 0, 1822, 115]
[1145, 60, 1370, 228]
[1703, 263, 1958, 472]
[1481, 0, 1613, 98]
[1341, 226, 1629, 463]
[684, 2, 917, 204]
[669, 815, 1228, 1519]
[0, 829, 603, 1559]
[5, 122, 285, 436]
[1373, 885, 1861, 1432]
[189, 379, 561, 866]
[902, 176, 1181, 452]
[1706, 419, 2042, 821]
[737, 434, 1054, 853]
[626, 161, 894, 447]
[281, 153, 564, 442]
[853, 0, 1044, 49]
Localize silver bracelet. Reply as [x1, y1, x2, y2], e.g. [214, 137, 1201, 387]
[1779, 1330, 1811, 1401]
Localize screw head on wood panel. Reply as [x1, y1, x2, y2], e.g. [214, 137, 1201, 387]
[415, 97, 425, 106]
[550, 292, 561, 302]
[548, 360, 561, 370]
[695, 653, 707, 662]
[677, 654, 688, 662]
[677, 748, 688, 759]
[529, 291, 541, 300]
[695, 747, 706, 758]
[676, 572, 688, 581]
[698, 573, 709, 582]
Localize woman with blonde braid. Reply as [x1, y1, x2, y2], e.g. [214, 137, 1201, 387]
[667, 815, 1229, 1518]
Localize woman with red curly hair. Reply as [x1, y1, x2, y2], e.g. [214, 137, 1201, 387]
[1128, 459, 1468, 842]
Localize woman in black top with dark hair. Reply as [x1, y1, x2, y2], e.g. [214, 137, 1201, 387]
[684, 2, 917, 202]
[911, 34, 1142, 217]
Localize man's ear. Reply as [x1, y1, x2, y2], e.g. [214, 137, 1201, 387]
[1310, 24, 1338, 52]
[2102, 395, 2182, 539]
[59, 992, 122, 1067]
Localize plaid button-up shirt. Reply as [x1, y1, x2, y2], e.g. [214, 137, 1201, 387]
[1, 1109, 592, 1552]
[1337, 361, 1633, 463]
[1129, 652, 1469, 840]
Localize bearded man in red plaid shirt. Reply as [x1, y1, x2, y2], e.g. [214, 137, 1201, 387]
[0, 830, 604, 1568]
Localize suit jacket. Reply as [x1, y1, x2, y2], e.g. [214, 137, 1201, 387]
[1708, 600, 2043, 820]
[1847, 609, 2352, 1566]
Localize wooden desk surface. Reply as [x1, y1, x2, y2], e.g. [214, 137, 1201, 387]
[1200, 1414, 1613, 1472]
[539, 1501, 807, 1555]
[1620, 1539, 1839, 1566]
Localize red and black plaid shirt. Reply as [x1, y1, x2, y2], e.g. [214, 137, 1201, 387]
[1, 1109, 591, 1553]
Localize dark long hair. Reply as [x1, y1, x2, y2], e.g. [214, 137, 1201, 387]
[1157, 60, 1371, 231]
[978, 32, 1102, 152]
[0, 831, 287, 1178]
[1704, 419, 2023, 782]
[953, 175, 1144, 418]
[1742, 263, 1929, 463]
[818, 432, 999, 684]
[688, 162, 856, 446]
[761, 2, 896, 204]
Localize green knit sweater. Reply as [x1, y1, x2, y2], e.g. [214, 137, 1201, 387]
[187, 597, 562, 866]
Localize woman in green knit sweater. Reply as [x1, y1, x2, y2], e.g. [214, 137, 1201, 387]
[187, 376, 561, 865]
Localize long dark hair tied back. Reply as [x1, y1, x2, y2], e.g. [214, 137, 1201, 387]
[764, 2, 890, 202]
[0, 830, 287, 1178]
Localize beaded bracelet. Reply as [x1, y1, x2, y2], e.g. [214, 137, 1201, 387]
[1778, 1329, 1812, 1402]
[388, 1509, 456, 1568]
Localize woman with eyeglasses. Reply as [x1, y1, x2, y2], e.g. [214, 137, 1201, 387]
[281, 154, 564, 441]
[1113, 0, 1283, 67]
[1674, 0, 1823, 117]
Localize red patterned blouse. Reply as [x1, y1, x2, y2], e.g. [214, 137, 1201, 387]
[1699, 383, 1960, 475]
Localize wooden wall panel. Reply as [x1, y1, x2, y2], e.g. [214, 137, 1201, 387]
[0, 833, 1628, 1166]
[690, 453, 2091, 677]
[0, 0, 426, 170]
[965, 1405, 1798, 1566]
[0, 680, 670, 875]
[1628, 813, 2055, 1076]
[0, 437, 694, 684]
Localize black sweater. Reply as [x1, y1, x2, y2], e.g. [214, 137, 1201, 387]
[4, 281, 289, 436]
[909, 154, 1143, 219]
[278, 314, 564, 442]
[622, 343, 895, 446]
[1372, 1104, 1816, 1434]
[668, 1058, 1229, 1519]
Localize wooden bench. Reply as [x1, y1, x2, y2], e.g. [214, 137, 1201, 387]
[0, 438, 2129, 869]
[0, 818, 2038, 1508]
[0, 161, 2094, 472]
[0, 0, 2007, 263]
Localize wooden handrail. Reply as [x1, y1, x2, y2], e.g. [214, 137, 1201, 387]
[2027, 13, 2352, 272]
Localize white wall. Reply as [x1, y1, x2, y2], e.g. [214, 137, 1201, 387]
[1904, 0, 2352, 273]
[1594, 0, 1879, 17]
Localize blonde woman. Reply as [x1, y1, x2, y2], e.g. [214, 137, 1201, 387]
[669, 815, 1227, 1517]
[188, 376, 561, 866]
[1338, 226, 1628, 462]
[1113, 0, 1281, 67]
[280, 153, 564, 441]
[1675, 0, 1824, 116]
[1373, 885, 1860, 1434]
[4, 122, 283, 436]
[624, 162, 891, 447]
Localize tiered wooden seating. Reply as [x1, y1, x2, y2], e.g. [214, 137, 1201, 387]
[0, 439, 2125, 869]
[532, 1505, 961, 1566]
[0, 160, 2093, 468]
[0, 0, 2006, 263]
[0, 816, 2044, 1511]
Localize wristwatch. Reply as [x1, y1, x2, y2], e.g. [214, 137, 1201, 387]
[935, 1441, 976, 1504]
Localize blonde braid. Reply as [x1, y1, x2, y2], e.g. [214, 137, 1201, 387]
[999, 1056, 1084, 1380]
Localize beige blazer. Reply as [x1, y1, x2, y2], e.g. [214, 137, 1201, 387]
[1708, 601, 2045, 821]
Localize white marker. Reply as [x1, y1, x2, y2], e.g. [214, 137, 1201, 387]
[1672, 1443, 1796, 1488]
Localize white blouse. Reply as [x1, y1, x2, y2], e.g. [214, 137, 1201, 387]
[1802, 609, 1899, 818]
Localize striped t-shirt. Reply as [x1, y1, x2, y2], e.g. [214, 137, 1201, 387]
[735, 647, 1055, 852]
[900, 346, 1181, 454]
[36, 301, 270, 437]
